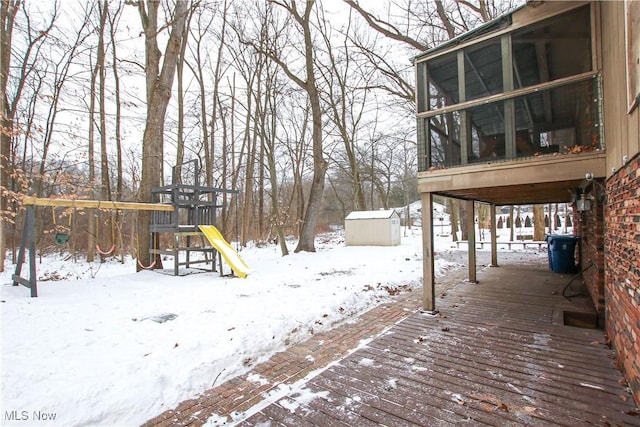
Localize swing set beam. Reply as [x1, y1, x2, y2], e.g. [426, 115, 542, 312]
[22, 196, 175, 211]
[13, 197, 174, 297]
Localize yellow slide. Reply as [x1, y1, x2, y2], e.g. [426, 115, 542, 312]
[198, 225, 249, 278]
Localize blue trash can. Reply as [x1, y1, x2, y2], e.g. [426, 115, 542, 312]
[547, 235, 580, 273]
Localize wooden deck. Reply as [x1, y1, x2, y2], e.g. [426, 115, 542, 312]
[239, 261, 640, 426]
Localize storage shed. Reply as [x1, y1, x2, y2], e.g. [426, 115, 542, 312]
[345, 210, 401, 246]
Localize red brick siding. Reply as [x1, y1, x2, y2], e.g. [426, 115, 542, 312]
[573, 181, 606, 325]
[605, 153, 640, 406]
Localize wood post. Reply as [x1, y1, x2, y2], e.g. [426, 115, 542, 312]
[421, 192, 437, 313]
[466, 199, 477, 283]
[490, 203, 498, 267]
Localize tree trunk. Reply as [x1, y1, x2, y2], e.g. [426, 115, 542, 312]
[533, 204, 545, 241]
[175, 12, 190, 179]
[186, 6, 212, 188]
[459, 200, 468, 241]
[241, 95, 257, 245]
[207, 0, 228, 189]
[265, 92, 288, 256]
[446, 198, 458, 241]
[87, 61, 98, 263]
[1, 1, 56, 268]
[258, 132, 265, 240]
[108, 2, 123, 201]
[219, 95, 230, 232]
[285, 106, 308, 238]
[108, 2, 124, 262]
[290, 1, 325, 252]
[0, 1, 19, 272]
[509, 205, 515, 241]
[137, 0, 190, 271]
[97, 0, 112, 261]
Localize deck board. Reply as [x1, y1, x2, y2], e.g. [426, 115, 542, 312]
[238, 261, 640, 426]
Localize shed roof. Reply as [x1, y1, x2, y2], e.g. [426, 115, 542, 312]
[345, 210, 399, 220]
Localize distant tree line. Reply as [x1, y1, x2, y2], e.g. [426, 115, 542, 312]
[0, 0, 521, 270]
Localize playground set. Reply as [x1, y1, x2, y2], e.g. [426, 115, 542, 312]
[12, 160, 248, 297]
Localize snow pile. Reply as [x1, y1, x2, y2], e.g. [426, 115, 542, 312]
[1, 228, 457, 426]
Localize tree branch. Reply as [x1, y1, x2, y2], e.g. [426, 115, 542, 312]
[343, 0, 428, 51]
[435, 1, 456, 39]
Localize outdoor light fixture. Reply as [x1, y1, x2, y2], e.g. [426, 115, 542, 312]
[576, 171, 606, 212]
[576, 194, 592, 212]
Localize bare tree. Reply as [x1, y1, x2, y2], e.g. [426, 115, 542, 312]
[345, 0, 520, 239]
[264, 81, 289, 255]
[266, 0, 326, 252]
[97, 0, 109, 202]
[175, 1, 193, 174]
[87, 40, 98, 262]
[107, 1, 124, 201]
[318, 6, 368, 211]
[277, 93, 310, 239]
[345, 0, 514, 50]
[477, 203, 490, 240]
[206, 1, 228, 189]
[185, 1, 215, 186]
[1, 0, 56, 270]
[343, 0, 428, 50]
[250, 1, 288, 251]
[533, 204, 545, 240]
[509, 205, 514, 240]
[447, 198, 459, 240]
[240, 64, 258, 246]
[0, 0, 21, 272]
[106, 1, 125, 261]
[136, 0, 190, 270]
[33, 4, 93, 197]
[96, 0, 112, 262]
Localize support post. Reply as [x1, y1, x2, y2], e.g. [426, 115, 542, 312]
[174, 232, 180, 276]
[502, 35, 516, 160]
[457, 50, 470, 166]
[421, 192, 437, 314]
[466, 199, 478, 283]
[12, 205, 38, 297]
[490, 204, 498, 267]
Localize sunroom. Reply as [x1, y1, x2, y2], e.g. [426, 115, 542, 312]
[415, 1, 606, 311]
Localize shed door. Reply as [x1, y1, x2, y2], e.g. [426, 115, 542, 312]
[391, 218, 400, 244]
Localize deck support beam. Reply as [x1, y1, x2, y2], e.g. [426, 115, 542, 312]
[421, 192, 437, 314]
[490, 203, 499, 267]
[466, 199, 478, 283]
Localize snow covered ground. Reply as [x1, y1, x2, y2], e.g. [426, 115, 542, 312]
[1, 226, 471, 426]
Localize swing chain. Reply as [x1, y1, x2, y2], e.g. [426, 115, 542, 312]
[52, 207, 72, 245]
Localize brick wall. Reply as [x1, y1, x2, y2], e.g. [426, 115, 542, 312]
[573, 181, 606, 325]
[605, 153, 640, 406]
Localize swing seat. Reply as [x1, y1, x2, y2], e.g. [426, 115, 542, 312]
[96, 243, 116, 256]
[55, 232, 70, 245]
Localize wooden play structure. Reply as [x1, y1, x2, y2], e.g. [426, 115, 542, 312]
[12, 160, 241, 297]
[148, 160, 240, 276]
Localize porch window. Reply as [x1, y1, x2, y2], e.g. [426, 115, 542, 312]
[416, 5, 601, 172]
[465, 39, 503, 101]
